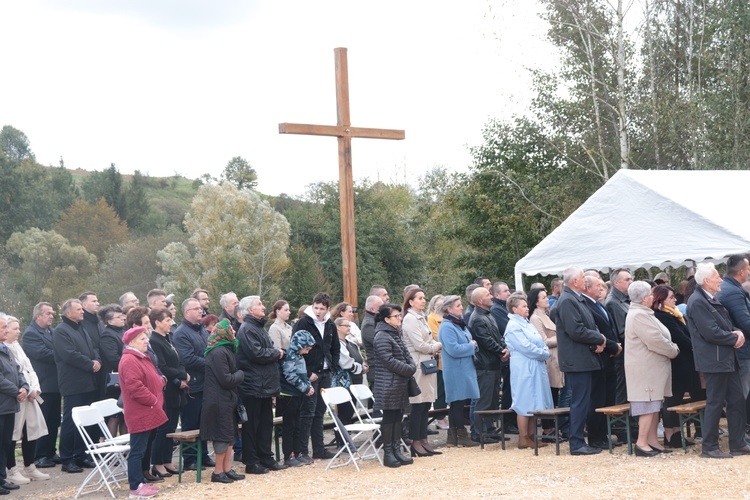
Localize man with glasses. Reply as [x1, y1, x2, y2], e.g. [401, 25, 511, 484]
[605, 268, 633, 405]
[173, 298, 214, 469]
[23, 302, 61, 469]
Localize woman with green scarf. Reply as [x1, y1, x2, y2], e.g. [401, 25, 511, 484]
[199, 320, 246, 483]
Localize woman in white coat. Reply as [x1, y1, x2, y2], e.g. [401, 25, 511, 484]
[402, 288, 442, 457]
[4, 317, 49, 484]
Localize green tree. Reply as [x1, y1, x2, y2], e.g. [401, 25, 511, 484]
[0, 125, 34, 166]
[158, 182, 291, 302]
[5, 228, 97, 313]
[55, 198, 129, 259]
[125, 170, 151, 231]
[221, 156, 258, 190]
[82, 163, 127, 219]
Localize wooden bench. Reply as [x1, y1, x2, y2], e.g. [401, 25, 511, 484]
[166, 429, 203, 483]
[473, 409, 514, 450]
[427, 407, 449, 427]
[529, 407, 570, 456]
[667, 400, 707, 451]
[595, 403, 633, 455]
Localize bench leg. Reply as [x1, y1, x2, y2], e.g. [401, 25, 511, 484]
[533, 415, 539, 456]
[554, 415, 561, 456]
[479, 415, 485, 450]
[500, 415, 506, 451]
[196, 441, 203, 483]
[177, 443, 183, 483]
[605, 415, 614, 454]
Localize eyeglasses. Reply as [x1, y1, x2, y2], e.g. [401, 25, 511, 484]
[340, 324, 351, 328]
[388, 314, 402, 319]
[186, 307, 202, 312]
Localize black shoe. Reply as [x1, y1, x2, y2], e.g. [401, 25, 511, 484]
[731, 445, 750, 456]
[183, 462, 201, 471]
[0, 482, 18, 491]
[313, 450, 336, 459]
[76, 458, 96, 469]
[588, 440, 610, 450]
[245, 464, 270, 475]
[225, 469, 246, 481]
[634, 445, 659, 457]
[570, 445, 602, 456]
[233, 451, 243, 462]
[505, 425, 519, 435]
[211, 472, 234, 484]
[34, 457, 56, 468]
[61, 462, 83, 473]
[262, 461, 288, 471]
[701, 449, 732, 459]
[203, 457, 216, 467]
[143, 471, 164, 483]
[426, 428, 439, 435]
[51, 454, 62, 464]
[151, 466, 172, 478]
[472, 435, 499, 444]
[0, 486, 8, 495]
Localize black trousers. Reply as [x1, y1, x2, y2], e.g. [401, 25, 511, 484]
[35, 391, 61, 461]
[242, 395, 274, 466]
[7, 422, 36, 467]
[448, 400, 468, 428]
[298, 370, 331, 457]
[566, 371, 594, 451]
[278, 395, 303, 459]
[473, 369, 501, 438]
[153, 406, 180, 465]
[60, 390, 96, 464]
[409, 402, 430, 440]
[703, 371, 746, 452]
[587, 364, 616, 443]
[0, 413, 14, 481]
[613, 355, 627, 405]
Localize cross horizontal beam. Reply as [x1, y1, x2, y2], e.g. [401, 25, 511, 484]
[279, 122, 405, 140]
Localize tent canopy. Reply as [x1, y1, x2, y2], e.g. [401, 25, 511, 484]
[514, 169, 750, 289]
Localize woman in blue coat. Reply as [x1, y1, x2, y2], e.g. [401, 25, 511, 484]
[437, 295, 479, 447]
[504, 294, 553, 449]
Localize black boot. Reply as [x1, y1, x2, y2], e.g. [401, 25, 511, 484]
[392, 424, 413, 465]
[381, 421, 401, 468]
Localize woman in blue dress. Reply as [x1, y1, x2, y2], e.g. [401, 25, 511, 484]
[504, 294, 553, 449]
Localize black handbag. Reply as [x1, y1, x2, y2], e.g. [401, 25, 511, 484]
[105, 373, 121, 398]
[236, 400, 249, 423]
[407, 376, 422, 397]
[420, 358, 438, 375]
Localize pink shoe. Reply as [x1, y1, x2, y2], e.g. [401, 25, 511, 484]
[130, 482, 159, 498]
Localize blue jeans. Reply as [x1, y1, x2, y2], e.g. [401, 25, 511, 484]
[566, 371, 594, 451]
[128, 431, 151, 490]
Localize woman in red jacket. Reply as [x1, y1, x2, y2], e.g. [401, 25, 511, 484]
[119, 326, 167, 498]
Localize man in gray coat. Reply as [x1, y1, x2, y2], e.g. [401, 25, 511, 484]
[604, 269, 632, 405]
[687, 262, 750, 458]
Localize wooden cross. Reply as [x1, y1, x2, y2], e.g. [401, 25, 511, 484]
[279, 47, 405, 311]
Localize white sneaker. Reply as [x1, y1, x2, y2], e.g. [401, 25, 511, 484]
[6, 466, 30, 484]
[130, 482, 159, 498]
[23, 464, 50, 481]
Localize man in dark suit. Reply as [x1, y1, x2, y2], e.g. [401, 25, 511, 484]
[490, 281, 516, 433]
[582, 274, 622, 449]
[687, 262, 750, 458]
[604, 269, 633, 405]
[554, 266, 607, 455]
[22, 302, 61, 468]
[53, 299, 101, 473]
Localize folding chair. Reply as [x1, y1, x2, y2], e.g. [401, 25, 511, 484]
[349, 383, 408, 455]
[320, 387, 382, 471]
[91, 398, 130, 445]
[72, 406, 131, 498]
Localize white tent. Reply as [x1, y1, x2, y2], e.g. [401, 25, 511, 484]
[514, 169, 750, 289]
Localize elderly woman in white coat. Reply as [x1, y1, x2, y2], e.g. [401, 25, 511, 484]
[402, 288, 442, 457]
[624, 281, 680, 457]
[4, 317, 49, 484]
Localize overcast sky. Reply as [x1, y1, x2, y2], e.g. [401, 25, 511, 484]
[1, 0, 555, 197]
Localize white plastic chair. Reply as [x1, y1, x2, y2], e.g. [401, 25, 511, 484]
[72, 406, 131, 498]
[350, 383, 409, 454]
[320, 387, 382, 471]
[91, 398, 130, 445]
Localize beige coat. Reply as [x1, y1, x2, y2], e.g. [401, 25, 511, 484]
[268, 319, 292, 350]
[7, 342, 48, 441]
[402, 308, 438, 404]
[624, 302, 680, 402]
[530, 309, 564, 388]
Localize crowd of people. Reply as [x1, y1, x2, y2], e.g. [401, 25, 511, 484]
[1, 260, 750, 496]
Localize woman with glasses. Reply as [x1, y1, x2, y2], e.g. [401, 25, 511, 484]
[373, 304, 416, 468]
[437, 295, 480, 448]
[624, 281, 680, 457]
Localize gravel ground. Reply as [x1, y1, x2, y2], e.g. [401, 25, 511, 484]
[17, 426, 750, 499]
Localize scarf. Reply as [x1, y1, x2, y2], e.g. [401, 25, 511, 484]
[444, 313, 466, 328]
[663, 305, 685, 325]
[204, 320, 238, 355]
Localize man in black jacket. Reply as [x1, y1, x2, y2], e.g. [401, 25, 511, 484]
[715, 255, 750, 403]
[22, 302, 61, 468]
[292, 292, 340, 461]
[490, 282, 516, 432]
[53, 299, 101, 473]
[468, 287, 508, 443]
[582, 275, 622, 449]
[0, 313, 29, 494]
[687, 262, 750, 458]
[236, 295, 285, 474]
[555, 266, 606, 456]
[79, 291, 105, 401]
